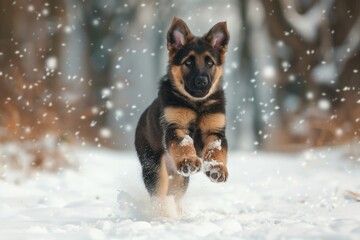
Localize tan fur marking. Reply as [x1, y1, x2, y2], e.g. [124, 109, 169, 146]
[200, 66, 223, 100]
[204, 137, 227, 162]
[168, 173, 186, 196]
[199, 113, 225, 134]
[203, 99, 219, 107]
[202, 135, 227, 164]
[175, 129, 188, 139]
[171, 65, 183, 83]
[204, 148, 227, 164]
[195, 53, 204, 69]
[204, 52, 217, 65]
[170, 65, 196, 101]
[180, 51, 196, 64]
[163, 107, 196, 128]
[169, 173, 187, 214]
[219, 53, 225, 64]
[200, 113, 227, 164]
[155, 155, 169, 198]
[213, 66, 223, 85]
[160, 153, 187, 198]
[168, 141, 197, 166]
[170, 51, 195, 99]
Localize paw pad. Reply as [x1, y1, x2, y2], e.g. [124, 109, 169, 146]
[203, 160, 228, 183]
[177, 157, 202, 177]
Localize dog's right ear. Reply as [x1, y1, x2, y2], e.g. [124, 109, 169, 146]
[167, 18, 194, 51]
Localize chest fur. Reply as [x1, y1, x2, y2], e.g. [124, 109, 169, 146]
[162, 107, 225, 134]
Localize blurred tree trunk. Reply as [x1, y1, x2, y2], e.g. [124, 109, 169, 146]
[0, 1, 75, 170]
[261, 0, 360, 151]
[0, 1, 66, 140]
[80, 0, 140, 147]
[238, 0, 264, 149]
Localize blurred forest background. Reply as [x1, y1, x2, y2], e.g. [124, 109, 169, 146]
[0, 0, 360, 170]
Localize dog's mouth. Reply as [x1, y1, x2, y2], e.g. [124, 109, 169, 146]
[185, 86, 210, 98]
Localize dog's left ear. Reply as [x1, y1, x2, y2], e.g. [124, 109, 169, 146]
[203, 22, 230, 52]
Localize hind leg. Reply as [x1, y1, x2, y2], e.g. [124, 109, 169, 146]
[164, 153, 189, 214]
[168, 173, 189, 214]
[139, 149, 169, 215]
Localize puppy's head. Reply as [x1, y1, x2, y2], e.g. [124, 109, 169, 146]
[167, 18, 229, 100]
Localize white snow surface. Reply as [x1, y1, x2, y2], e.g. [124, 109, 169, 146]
[1, 147, 360, 240]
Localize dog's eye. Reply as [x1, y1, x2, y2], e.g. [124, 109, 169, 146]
[206, 60, 214, 68]
[184, 59, 193, 67]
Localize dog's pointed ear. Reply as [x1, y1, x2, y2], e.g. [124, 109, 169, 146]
[203, 22, 229, 52]
[167, 18, 194, 51]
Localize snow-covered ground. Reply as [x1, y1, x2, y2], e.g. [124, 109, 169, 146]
[1, 147, 360, 240]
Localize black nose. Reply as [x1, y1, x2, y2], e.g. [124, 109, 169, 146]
[195, 76, 209, 89]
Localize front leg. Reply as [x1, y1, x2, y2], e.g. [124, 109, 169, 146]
[162, 107, 202, 176]
[200, 113, 228, 183]
[166, 129, 202, 176]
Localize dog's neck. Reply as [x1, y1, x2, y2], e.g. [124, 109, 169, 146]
[159, 75, 225, 112]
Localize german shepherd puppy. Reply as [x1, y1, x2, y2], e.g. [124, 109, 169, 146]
[135, 18, 229, 214]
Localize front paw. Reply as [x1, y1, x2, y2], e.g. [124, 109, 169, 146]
[203, 160, 228, 183]
[176, 156, 202, 177]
